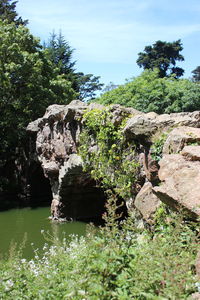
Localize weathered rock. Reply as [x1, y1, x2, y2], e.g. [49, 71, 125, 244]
[153, 154, 200, 218]
[27, 101, 200, 222]
[163, 127, 200, 154]
[190, 293, 200, 300]
[134, 182, 161, 223]
[139, 152, 159, 182]
[27, 118, 42, 133]
[181, 145, 200, 161]
[124, 111, 200, 140]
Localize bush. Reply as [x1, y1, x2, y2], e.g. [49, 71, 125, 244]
[97, 69, 200, 114]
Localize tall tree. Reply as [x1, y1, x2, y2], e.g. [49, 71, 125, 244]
[0, 0, 28, 25]
[44, 31, 75, 75]
[44, 31, 103, 100]
[75, 72, 104, 100]
[192, 66, 200, 82]
[137, 40, 184, 78]
[0, 21, 76, 195]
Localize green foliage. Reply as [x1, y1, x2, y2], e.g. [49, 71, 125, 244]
[44, 31, 103, 101]
[151, 132, 168, 161]
[97, 69, 200, 114]
[192, 66, 200, 82]
[0, 21, 77, 190]
[0, 210, 198, 299]
[79, 107, 139, 200]
[44, 31, 75, 75]
[0, 0, 28, 25]
[137, 39, 184, 78]
[74, 72, 104, 101]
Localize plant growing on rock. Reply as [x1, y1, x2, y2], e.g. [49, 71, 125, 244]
[79, 107, 139, 200]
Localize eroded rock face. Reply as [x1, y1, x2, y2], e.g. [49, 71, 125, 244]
[124, 111, 200, 140]
[27, 101, 200, 221]
[153, 154, 200, 218]
[134, 182, 161, 223]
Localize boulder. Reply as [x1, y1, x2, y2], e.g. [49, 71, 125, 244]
[124, 111, 200, 140]
[163, 127, 200, 154]
[134, 182, 161, 223]
[181, 145, 200, 161]
[153, 154, 200, 218]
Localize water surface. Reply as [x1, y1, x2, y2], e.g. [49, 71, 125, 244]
[0, 207, 86, 259]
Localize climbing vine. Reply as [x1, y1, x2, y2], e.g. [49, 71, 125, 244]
[79, 107, 139, 200]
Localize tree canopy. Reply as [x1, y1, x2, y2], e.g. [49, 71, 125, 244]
[97, 69, 200, 114]
[0, 0, 27, 25]
[137, 40, 184, 78]
[192, 66, 200, 82]
[0, 21, 76, 169]
[44, 31, 104, 101]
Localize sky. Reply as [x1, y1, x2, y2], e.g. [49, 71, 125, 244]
[17, 0, 200, 87]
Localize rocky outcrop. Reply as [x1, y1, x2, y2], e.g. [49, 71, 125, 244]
[27, 100, 200, 221]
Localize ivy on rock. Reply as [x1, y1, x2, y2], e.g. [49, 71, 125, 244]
[79, 107, 139, 200]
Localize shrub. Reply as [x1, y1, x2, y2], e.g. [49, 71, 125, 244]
[97, 69, 200, 114]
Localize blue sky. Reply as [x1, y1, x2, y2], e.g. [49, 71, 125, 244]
[17, 0, 200, 87]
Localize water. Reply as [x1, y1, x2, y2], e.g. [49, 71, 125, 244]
[0, 207, 87, 259]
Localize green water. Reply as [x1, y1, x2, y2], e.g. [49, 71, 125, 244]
[0, 207, 86, 259]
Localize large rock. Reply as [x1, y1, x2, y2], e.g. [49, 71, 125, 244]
[153, 154, 200, 218]
[124, 111, 200, 140]
[134, 182, 161, 223]
[27, 101, 200, 222]
[163, 127, 200, 154]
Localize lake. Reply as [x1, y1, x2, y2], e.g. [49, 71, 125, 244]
[0, 207, 87, 259]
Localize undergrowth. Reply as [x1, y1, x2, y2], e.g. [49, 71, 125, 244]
[0, 201, 199, 299]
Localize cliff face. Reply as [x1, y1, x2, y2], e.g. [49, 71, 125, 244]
[27, 100, 200, 222]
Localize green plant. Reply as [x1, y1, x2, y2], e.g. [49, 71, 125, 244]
[150, 132, 168, 161]
[0, 208, 198, 299]
[79, 107, 139, 200]
[96, 69, 200, 114]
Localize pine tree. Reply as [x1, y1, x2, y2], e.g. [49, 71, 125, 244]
[0, 0, 28, 25]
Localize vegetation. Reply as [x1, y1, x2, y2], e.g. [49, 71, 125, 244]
[137, 40, 184, 78]
[150, 132, 169, 162]
[0, 3, 103, 198]
[79, 107, 139, 200]
[0, 20, 77, 194]
[0, 0, 28, 25]
[44, 31, 104, 101]
[192, 66, 200, 82]
[97, 69, 200, 114]
[0, 200, 199, 299]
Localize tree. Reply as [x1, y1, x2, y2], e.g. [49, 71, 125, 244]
[44, 31, 104, 100]
[97, 69, 200, 114]
[137, 40, 184, 78]
[102, 82, 119, 93]
[74, 72, 104, 100]
[192, 66, 200, 82]
[0, 21, 76, 194]
[44, 31, 75, 75]
[0, 0, 28, 25]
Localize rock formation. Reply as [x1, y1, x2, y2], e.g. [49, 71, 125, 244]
[27, 100, 200, 222]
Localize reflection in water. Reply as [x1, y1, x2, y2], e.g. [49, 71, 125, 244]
[0, 207, 86, 259]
